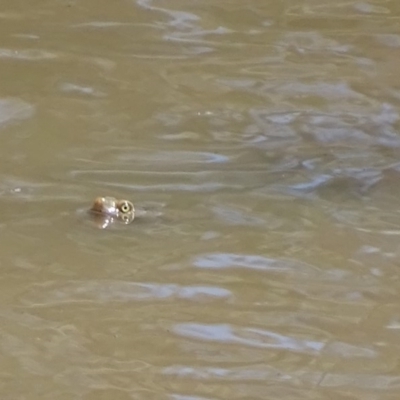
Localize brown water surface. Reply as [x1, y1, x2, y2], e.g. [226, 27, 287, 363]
[1, 0, 400, 399]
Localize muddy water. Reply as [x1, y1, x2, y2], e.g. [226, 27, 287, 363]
[0, 0, 400, 398]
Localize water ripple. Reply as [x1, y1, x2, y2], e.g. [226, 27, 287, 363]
[174, 323, 324, 353]
[0, 98, 34, 127]
[192, 253, 318, 273]
[21, 281, 232, 306]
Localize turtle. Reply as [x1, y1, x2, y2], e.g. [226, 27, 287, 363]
[89, 196, 135, 229]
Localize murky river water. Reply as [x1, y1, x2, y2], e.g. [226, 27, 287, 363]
[1, 0, 400, 398]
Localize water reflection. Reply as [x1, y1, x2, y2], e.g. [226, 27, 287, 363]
[193, 253, 318, 273]
[174, 323, 324, 353]
[21, 281, 232, 305]
[0, 98, 34, 126]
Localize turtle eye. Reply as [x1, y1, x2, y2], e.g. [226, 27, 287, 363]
[119, 201, 132, 214]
